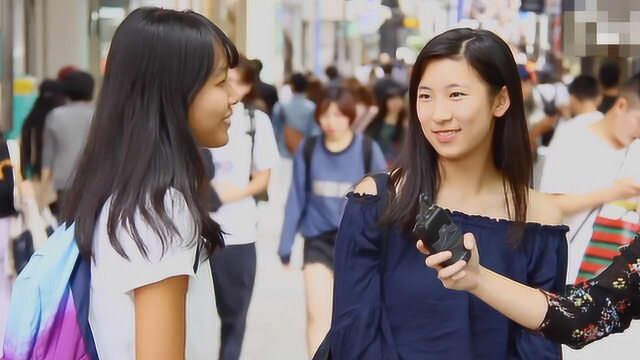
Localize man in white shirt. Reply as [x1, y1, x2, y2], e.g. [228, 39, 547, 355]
[539, 74, 640, 359]
[207, 59, 280, 360]
[548, 74, 603, 149]
[541, 74, 640, 285]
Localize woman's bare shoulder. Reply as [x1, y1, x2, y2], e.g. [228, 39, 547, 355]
[353, 177, 379, 196]
[527, 189, 564, 225]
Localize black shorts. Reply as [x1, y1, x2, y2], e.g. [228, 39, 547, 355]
[303, 230, 337, 271]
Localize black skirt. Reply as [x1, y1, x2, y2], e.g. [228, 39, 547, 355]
[303, 230, 337, 271]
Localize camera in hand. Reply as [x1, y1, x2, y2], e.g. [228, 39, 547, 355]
[412, 193, 471, 267]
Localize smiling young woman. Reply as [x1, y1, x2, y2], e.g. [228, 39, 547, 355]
[324, 28, 569, 360]
[61, 7, 240, 360]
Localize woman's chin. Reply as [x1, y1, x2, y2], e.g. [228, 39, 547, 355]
[199, 134, 229, 149]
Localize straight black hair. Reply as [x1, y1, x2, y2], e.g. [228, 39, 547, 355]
[383, 28, 532, 242]
[62, 71, 95, 102]
[599, 61, 621, 89]
[366, 88, 407, 144]
[64, 7, 239, 260]
[290, 73, 309, 93]
[20, 80, 65, 178]
[568, 75, 600, 101]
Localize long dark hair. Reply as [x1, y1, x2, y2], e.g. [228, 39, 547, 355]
[383, 28, 532, 239]
[365, 88, 406, 143]
[63, 7, 239, 260]
[20, 80, 65, 178]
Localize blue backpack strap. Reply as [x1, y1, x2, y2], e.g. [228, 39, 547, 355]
[303, 136, 318, 193]
[247, 107, 256, 165]
[362, 135, 374, 175]
[70, 256, 99, 360]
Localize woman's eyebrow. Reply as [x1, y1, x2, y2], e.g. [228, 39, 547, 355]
[418, 83, 466, 90]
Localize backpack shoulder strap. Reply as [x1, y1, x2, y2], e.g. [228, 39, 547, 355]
[247, 107, 257, 167]
[70, 256, 99, 360]
[362, 135, 373, 174]
[303, 136, 318, 193]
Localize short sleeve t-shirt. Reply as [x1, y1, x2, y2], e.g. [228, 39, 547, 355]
[549, 111, 603, 149]
[209, 102, 279, 245]
[540, 125, 640, 284]
[89, 189, 217, 360]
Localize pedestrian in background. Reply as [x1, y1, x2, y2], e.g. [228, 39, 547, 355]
[278, 88, 386, 357]
[209, 55, 279, 360]
[41, 71, 95, 217]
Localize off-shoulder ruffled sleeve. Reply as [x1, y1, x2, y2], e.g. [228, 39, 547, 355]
[330, 192, 399, 359]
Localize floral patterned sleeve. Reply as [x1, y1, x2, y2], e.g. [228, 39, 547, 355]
[537, 235, 640, 349]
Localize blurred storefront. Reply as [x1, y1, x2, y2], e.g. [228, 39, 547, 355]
[3, 0, 640, 131]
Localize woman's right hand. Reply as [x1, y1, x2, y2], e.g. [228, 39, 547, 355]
[417, 233, 482, 292]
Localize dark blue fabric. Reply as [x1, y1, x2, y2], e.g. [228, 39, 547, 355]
[331, 192, 569, 360]
[70, 256, 99, 360]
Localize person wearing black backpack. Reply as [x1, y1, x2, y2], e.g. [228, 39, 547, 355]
[277, 88, 387, 357]
[528, 69, 570, 150]
[208, 55, 279, 360]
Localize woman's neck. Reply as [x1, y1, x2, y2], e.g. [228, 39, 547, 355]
[437, 145, 503, 211]
[324, 131, 354, 152]
[384, 111, 400, 125]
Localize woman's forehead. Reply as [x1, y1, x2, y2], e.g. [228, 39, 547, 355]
[419, 59, 480, 89]
[211, 40, 230, 74]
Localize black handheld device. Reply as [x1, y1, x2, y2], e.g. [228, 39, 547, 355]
[412, 193, 471, 267]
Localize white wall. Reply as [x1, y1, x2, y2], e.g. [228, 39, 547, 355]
[42, 0, 89, 77]
[246, 0, 283, 84]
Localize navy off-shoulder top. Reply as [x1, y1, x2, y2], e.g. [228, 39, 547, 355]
[330, 191, 569, 359]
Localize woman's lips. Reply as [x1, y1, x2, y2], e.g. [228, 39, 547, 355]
[432, 129, 461, 143]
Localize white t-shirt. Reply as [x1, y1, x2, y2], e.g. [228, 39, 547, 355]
[540, 125, 640, 284]
[89, 189, 217, 360]
[209, 103, 279, 246]
[549, 111, 603, 149]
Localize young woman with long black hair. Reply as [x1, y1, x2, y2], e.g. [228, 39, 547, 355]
[20, 80, 65, 180]
[423, 74, 640, 351]
[61, 8, 239, 360]
[365, 86, 407, 165]
[328, 28, 568, 359]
